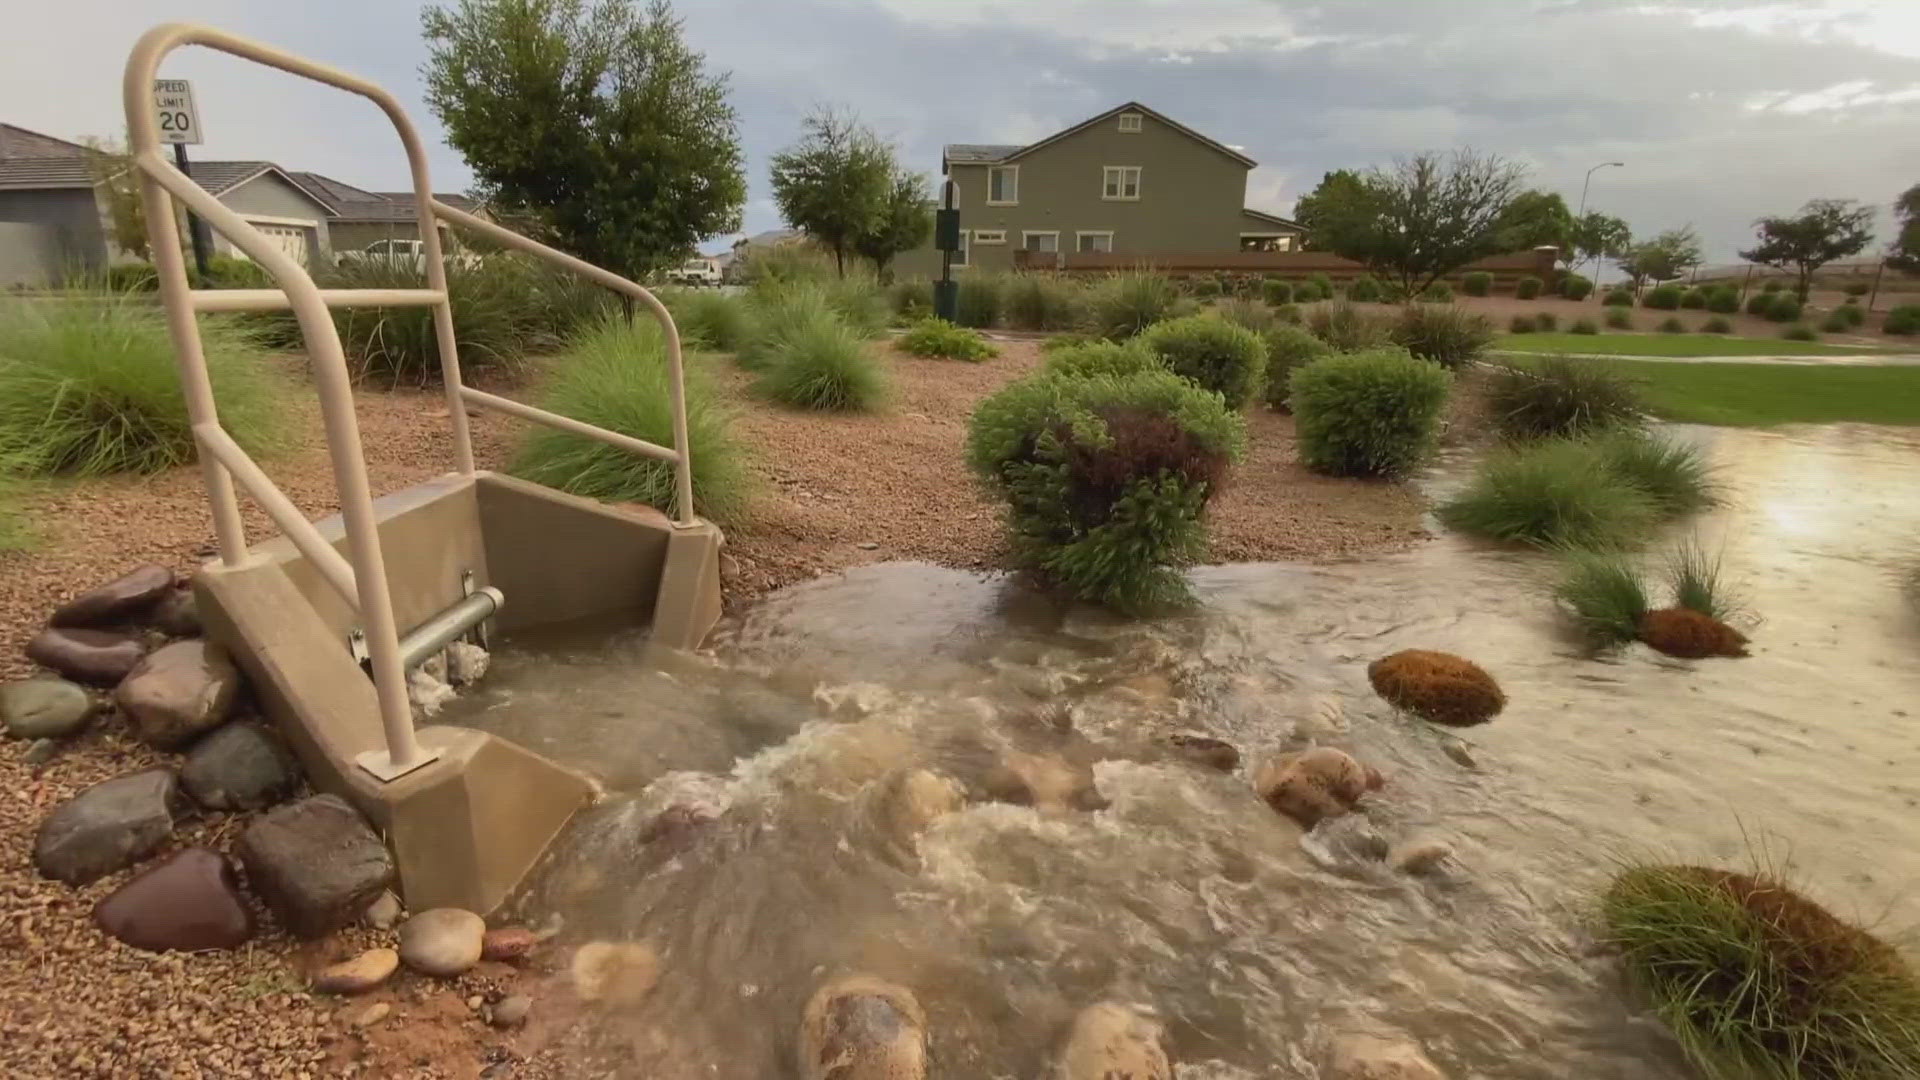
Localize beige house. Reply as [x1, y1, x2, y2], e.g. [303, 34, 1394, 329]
[898, 102, 1302, 277]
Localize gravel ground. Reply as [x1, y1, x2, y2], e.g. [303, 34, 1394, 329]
[0, 338, 1430, 1077]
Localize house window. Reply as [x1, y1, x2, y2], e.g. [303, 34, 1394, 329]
[1118, 113, 1143, 132]
[1102, 166, 1142, 201]
[1240, 233, 1293, 253]
[987, 165, 1018, 206]
[952, 229, 969, 268]
[973, 230, 1007, 245]
[1022, 231, 1059, 253]
[1076, 231, 1114, 254]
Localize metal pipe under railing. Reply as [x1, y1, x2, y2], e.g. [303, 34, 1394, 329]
[397, 587, 503, 671]
[191, 287, 445, 313]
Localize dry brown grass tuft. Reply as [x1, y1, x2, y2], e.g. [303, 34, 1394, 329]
[1637, 607, 1749, 658]
[1366, 649, 1506, 727]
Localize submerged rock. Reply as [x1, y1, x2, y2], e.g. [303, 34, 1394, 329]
[1367, 650, 1506, 727]
[1254, 747, 1374, 828]
[115, 639, 242, 749]
[1, 677, 95, 739]
[878, 768, 965, 849]
[93, 846, 253, 952]
[984, 750, 1107, 813]
[238, 795, 393, 938]
[1389, 837, 1454, 876]
[798, 975, 927, 1080]
[1055, 1002, 1173, 1080]
[34, 768, 182, 884]
[50, 564, 175, 628]
[1167, 732, 1240, 772]
[571, 941, 659, 1007]
[1328, 1029, 1448, 1079]
[26, 628, 146, 687]
[398, 908, 486, 977]
[1638, 608, 1749, 658]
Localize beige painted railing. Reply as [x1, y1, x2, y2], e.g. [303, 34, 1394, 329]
[124, 23, 697, 782]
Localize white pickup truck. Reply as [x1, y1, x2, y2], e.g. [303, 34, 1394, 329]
[668, 257, 722, 287]
[336, 239, 480, 273]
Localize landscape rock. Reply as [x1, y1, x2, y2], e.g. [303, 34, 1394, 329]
[313, 948, 400, 994]
[351, 1002, 391, 1028]
[180, 721, 298, 810]
[571, 941, 659, 1007]
[92, 847, 253, 952]
[481, 926, 538, 962]
[115, 639, 242, 749]
[1167, 732, 1240, 772]
[23, 737, 62, 767]
[34, 768, 183, 884]
[984, 750, 1107, 813]
[1328, 1029, 1448, 1080]
[50, 564, 175, 628]
[1439, 737, 1478, 770]
[489, 994, 533, 1028]
[1055, 1002, 1173, 1080]
[1367, 650, 1506, 727]
[1254, 747, 1374, 828]
[878, 768, 964, 850]
[1638, 608, 1750, 659]
[398, 908, 486, 977]
[1389, 837, 1454, 876]
[25, 628, 147, 687]
[798, 975, 927, 1080]
[150, 586, 202, 637]
[362, 890, 404, 930]
[2, 677, 95, 739]
[238, 794, 393, 938]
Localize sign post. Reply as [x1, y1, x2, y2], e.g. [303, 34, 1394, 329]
[933, 179, 959, 322]
[153, 79, 213, 280]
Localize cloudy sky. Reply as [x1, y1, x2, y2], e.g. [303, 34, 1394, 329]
[5, 0, 1917, 263]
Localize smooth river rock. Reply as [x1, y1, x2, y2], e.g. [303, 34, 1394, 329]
[150, 587, 202, 637]
[238, 795, 393, 938]
[361, 890, 403, 930]
[1328, 1030, 1449, 1079]
[115, 639, 242, 750]
[984, 750, 1107, 813]
[398, 908, 486, 977]
[1, 678, 95, 739]
[33, 768, 183, 884]
[93, 846, 253, 952]
[180, 721, 298, 810]
[571, 941, 659, 1007]
[1254, 747, 1376, 828]
[1167, 732, 1241, 772]
[1055, 1002, 1174, 1080]
[313, 947, 400, 994]
[481, 926, 538, 962]
[50, 564, 175, 628]
[25, 628, 146, 687]
[798, 975, 927, 1080]
[489, 994, 533, 1028]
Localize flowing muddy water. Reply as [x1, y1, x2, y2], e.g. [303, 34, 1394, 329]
[443, 424, 1920, 1078]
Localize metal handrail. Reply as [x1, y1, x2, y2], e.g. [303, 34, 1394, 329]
[123, 23, 701, 783]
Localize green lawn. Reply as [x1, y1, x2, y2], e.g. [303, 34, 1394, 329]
[1494, 332, 1911, 358]
[1601, 359, 1920, 426]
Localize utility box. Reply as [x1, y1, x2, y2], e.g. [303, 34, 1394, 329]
[934, 208, 960, 251]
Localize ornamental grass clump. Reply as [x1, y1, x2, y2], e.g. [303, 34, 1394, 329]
[1307, 301, 1394, 353]
[1553, 537, 1749, 655]
[1554, 547, 1652, 649]
[895, 318, 997, 362]
[755, 314, 889, 413]
[1086, 269, 1182, 340]
[1439, 438, 1656, 548]
[1138, 314, 1268, 409]
[1002, 273, 1086, 331]
[1394, 303, 1495, 369]
[667, 288, 750, 353]
[1288, 348, 1450, 478]
[966, 366, 1245, 613]
[1484, 357, 1646, 439]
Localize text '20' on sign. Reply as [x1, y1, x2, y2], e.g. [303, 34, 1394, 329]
[153, 79, 203, 145]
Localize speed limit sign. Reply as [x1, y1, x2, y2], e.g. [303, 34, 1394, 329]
[153, 79, 203, 145]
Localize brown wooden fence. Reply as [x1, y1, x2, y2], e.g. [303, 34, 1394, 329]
[1013, 246, 1561, 287]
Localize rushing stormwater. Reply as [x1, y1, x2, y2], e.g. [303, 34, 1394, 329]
[440, 424, 1920, 1078]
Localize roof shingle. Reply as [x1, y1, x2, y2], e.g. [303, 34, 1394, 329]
[943, 144, 1025, 165]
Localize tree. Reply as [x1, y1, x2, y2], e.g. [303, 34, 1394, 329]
[421, 0, 745, 279]
[1570, 212, 1631, 281]
[80, 136, 149, 262]
[1305, 150, 1528, 297]
[1616, 226, 1703, 290]
[1888, 184, 1920, 274]
[768, 108, 894, 277]
[1495, 190, 1575, 255]
[852, 165, 933, 280]
[1292, 169, 1378, 252]
[1739, 198, 1876, 300]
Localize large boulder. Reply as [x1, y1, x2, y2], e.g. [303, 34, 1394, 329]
[34, 768, 183, 884]
[1055, 1002, 1174, 1080]
[1, 678, 95, 739]
[50, 564, 175, 628]
[25, 629, 146, 687]
[180, 721, 298, 810]
[1367, 650, 1506, 728]
[1637, 608, 1749, 658]
[1253, 747, 1377, 828]
[115, 639, 242, 750]
[798, 975, 927, 1080]
[93, 846, 254, 952]
[237, 795, 393, 938]
[397, 908, 485, 977]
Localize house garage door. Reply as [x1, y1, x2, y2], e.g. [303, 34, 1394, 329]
[254, 224, 310, 265]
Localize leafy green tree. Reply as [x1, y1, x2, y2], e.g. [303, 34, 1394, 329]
[852, 165, 933, 280]
[1293, 169, 1378, 252]
[1739, 198, 1876, 300]
[1304, 150, 1527, 297]
[1571, 212, 1631, 282]
[1495, 190, 1575, 255]
[1616, 226, 1703, 290]
[769, 108, 895, 277]
[80, 136, 149, 262]
[1888, 183, 1920, 274]
[421, 0, 745, 278]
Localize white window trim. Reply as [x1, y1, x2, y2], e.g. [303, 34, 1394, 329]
[1102, 165, 1142, 202]
[1075, 230, 1115, 253]
[986, 164, 1019, 206]
[1239, 232, 1294, 252]
[1118, 112, 1143, 132]
[972, 229, 1007, 245]
[952, 230, 970, 269]
[1021, 230, 1061, 253]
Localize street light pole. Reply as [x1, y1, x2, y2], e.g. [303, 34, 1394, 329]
[1577, 161, 1624, 290]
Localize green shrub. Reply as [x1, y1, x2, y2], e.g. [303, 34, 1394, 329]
[1600, 862, 1920, 1080]
[1591, 429, 1716, 515]
[966, 366, 1245, 612]
[755, 312, 889, 412]
[815, 274, 889, 335]
[736, 242, 838, 285]
[509, 318, 747, 524]
[1701, 316, 1732, 334]
[1658, 317, 1686, 334]
[1536, 312, 1559, 332]
[1086, 270, 1181, 340]
[1262, 279, 1293, 305]
[1844, 281, 1872, 297]
[1643, 284, 1683, 310]
[1570, 318, 1599, 335]
[1213, 298, 1274, 336]
[738, 282, 837, 371]
[1819, 311, 1851, 334]
[1347, 275, 1383, 302]
[1603, 288, 1635, 307]
[1289, 348, 1449, 478]
[1138, 315, 1268, 409]
[1002, 274, 1085, 331]
[667, 289, 749, 352]
[1291, 280, 1324, 303]
[1309, 272, 1334, 296]
[0, 296, 284, 477]
[1438, 438, 1657, 547]
[896, 317, 996, 361]
[1040, 339, 1157, 380]
[1421, 282, 1454, 302]
[99, 262, 160, 292]
[321, 257, 533, 385]
[1745, 292, 1774, 316]
[1515, 276, 1544, 300]
[1781, 323, 1818, 342]
[1605, 307, 1633, 330]
[1678, 287, 1707, 310]
[954, 273, 1005, 329]
[888, 279, 932, 322]
[1484, 356, 1646, 440]
[1042, 332, 1093, 353]
[1395, 304, 1494, 369]
[1272, 303, 1304, 325]
[518, 265, 622, 344]
[1510, 315, 1538, 334]
[200, 256, 275, 289]
[1260, 325, 1333, 411]
[1764, 295, 1802, 323]
[1704, 286, 1740, 314]
[1554, 548, 1650, 648]
[1190, 277, 1222, 299]
[1885, 305, 1920, 335]
[1308, 301, 1394, 352]
[1838, 302, 1866, 327]
[1761, 279, 1783, 294]
[1559, 274, 1594, 300]
[1462, 271, 1492, 297]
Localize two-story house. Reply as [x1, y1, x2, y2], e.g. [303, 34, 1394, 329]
[897, 102, 1301, 277]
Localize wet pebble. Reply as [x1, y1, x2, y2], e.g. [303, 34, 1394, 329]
[1328, 1029, 1448, 1079]
[489, 994, 532, 1028]
[1167, 732, 1239, 772]
[362, 890, 403, 930]
[1439, 738, 1478, 770]
[313, 948, 400, 994]
[1254, 747, 1373, 828]
[350, 1002, 391, 1029]
[1390, 837, 1453, 876]
[481, 926, 538, 962]
[397, 908, 485, 977]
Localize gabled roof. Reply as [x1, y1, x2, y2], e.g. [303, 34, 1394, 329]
[0, 158, 94, 190]
[181, 160, 338, 214]
[287, 170, 478, 222]
[1241, 208, 1302, 230]
[942, 102, 1258, 170]
[0, 122, 91, 160]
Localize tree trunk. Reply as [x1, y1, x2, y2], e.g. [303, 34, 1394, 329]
[833, 245, 845, 278]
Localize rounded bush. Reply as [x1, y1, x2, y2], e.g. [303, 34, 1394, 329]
[1643, 284, 1683, 310]
[1535, 312, 1559, 332]
[1421, 282, 1454, 302]
[1260, 324, 1333, 411]
[1605, 307, 1633, 330]
[1602, 288, 1635, 307]
[1745, 292, 1773, 316]
[669, 289, 749, 352]
[1764, 295, 1803, 323]
[1307, 301, 1394, 353]
[1569, 318, 1599, 335]
[896, 317, 997, 361]
[1838, 302, 1866, 327]
[1705, 286, 1740, 314]
[1262, 279, 1293, 305]
[1042, 339, 1158, 380]
[1844, 281, 1872, 297]
[1884, 304, 1920, 335]
[1346, 275, 1382, 302]
[1515, 276, 1544, 300]
[1781, 323, 1818, 342]
[1761, 279, 1784, 294]
[1309, 272, 1334, 296]
[1701, 316, 1733, 334]
[1559, 274, 1594, 301]
[1462, 271, 1492, 297]
[1273, 303, 1304, 325]
[1395, 304, 1494, 369]
[1484, 356, 1646, 440]
[1658, 317, 1685, 333]
[755, 312, 890, 412]
[1289, 348, 1449, 478]
[1191, 277, 1222, 299]
[1291, 280, 1323, 303]
[1509, 314, 1538, 334]
[1213, 298, 1274, 335]
[966, 367, 1245, 612]
[1678, 286, 1707, 310]
[1138, 315, 1269, 409]
[1819, 311, 1850, 334]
